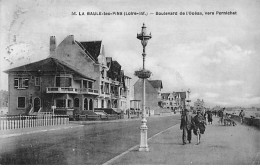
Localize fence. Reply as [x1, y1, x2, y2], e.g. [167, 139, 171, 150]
[0, 114, 69, 131]
[230, 114, 260, 129]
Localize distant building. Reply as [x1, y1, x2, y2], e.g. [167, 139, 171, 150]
[194, 99, 204, 112]
[161, 92, 186, 112]
[0, 90, 8, 107]
[134, 79, 163, 115]
[0, 90, 8, 115]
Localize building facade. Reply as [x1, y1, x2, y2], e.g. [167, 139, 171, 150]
[5, 35, 131, 116]
[134, 79, 163, 115]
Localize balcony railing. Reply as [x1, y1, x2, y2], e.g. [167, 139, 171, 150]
[79, 88, 99, 95]
[46, 87, 79, 94]
[99, 91, 111, 98]
[46, 87, 98, 95]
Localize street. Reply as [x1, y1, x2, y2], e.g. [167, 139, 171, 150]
[0, 115, 180, 164]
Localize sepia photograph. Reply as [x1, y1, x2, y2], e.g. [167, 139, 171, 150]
[0, 0, 259, 165]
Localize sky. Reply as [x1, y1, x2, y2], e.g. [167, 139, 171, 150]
[0, 0, 260, 108]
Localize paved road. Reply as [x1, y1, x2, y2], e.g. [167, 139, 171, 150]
[0, 115, 180, 165]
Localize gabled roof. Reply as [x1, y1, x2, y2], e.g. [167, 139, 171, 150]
[148, 80, 163, 89]
[174, 92, 186, 99]
[76, 41, 102, 62]
[161, 93, 170, 99]
[4, 57, 95, 81]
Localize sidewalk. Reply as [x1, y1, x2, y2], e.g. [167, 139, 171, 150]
[109, 116, 260, 165]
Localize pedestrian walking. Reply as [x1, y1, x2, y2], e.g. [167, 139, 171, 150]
[207, 111, 213, 124]
[180, 109, 193, 145]
[193, 111, 206, 144]
[204, 111, 207, 125]
[239, 110, 245, 125]
[218, 108, 225, 125]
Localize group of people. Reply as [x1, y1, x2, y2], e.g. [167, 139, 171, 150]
[180, 109, 207, 145]
[179, 107, 247, 145]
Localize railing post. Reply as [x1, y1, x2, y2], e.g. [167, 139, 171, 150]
[8, 116, 10, 130]
[10, 116, 12, 129]
[56, 115, 58, 125]
[27, 116, 29, 128]
[32, 116, 35, 127]
[28, 116, 30, 128]
[39, 115, 41, 127]
[48, 114, 50, 126]
[24, 116, 26, 128]
[36, 115, 38, 127]
[14, 116, 16, 129]
[13, 116, 15, 129]
[19, 115, 21, 129]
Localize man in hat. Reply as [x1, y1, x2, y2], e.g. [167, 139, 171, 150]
[180, 109, 193, 145]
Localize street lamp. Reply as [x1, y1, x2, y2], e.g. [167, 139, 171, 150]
[135, 23, 152, 152]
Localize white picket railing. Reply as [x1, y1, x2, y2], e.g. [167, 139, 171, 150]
[0, 114, 69, 130]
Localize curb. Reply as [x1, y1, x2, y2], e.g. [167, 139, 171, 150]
[70, 114, 177, 125]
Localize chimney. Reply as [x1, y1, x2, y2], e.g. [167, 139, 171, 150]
[50, 36, 56, 56]
[68, 35, 75, 44]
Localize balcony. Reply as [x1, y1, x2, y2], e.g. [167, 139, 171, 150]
[99, 91, 111, 98]
[111, 93, 119, 99]
[101, 77, 112, 83]
[79, 88, 99, 95]
[46, 87, 99, 95]
[46, 87, 79, 94]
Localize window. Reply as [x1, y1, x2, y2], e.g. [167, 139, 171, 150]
[14, 78, 29, 89]
[74, 98, 79, 107]
[88, 81, 93, 89]
[56, 99, 66, 108]
[35, 77, 40, 86]
[68, 99, 72, 108]
[84, 98, 88, 110]
[83, 80, 88, 88]
[101, 100, 104, 108]
[56, 76, 72, 87]
[89, 99, 93, 110]
[18, 97, 26, 108]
